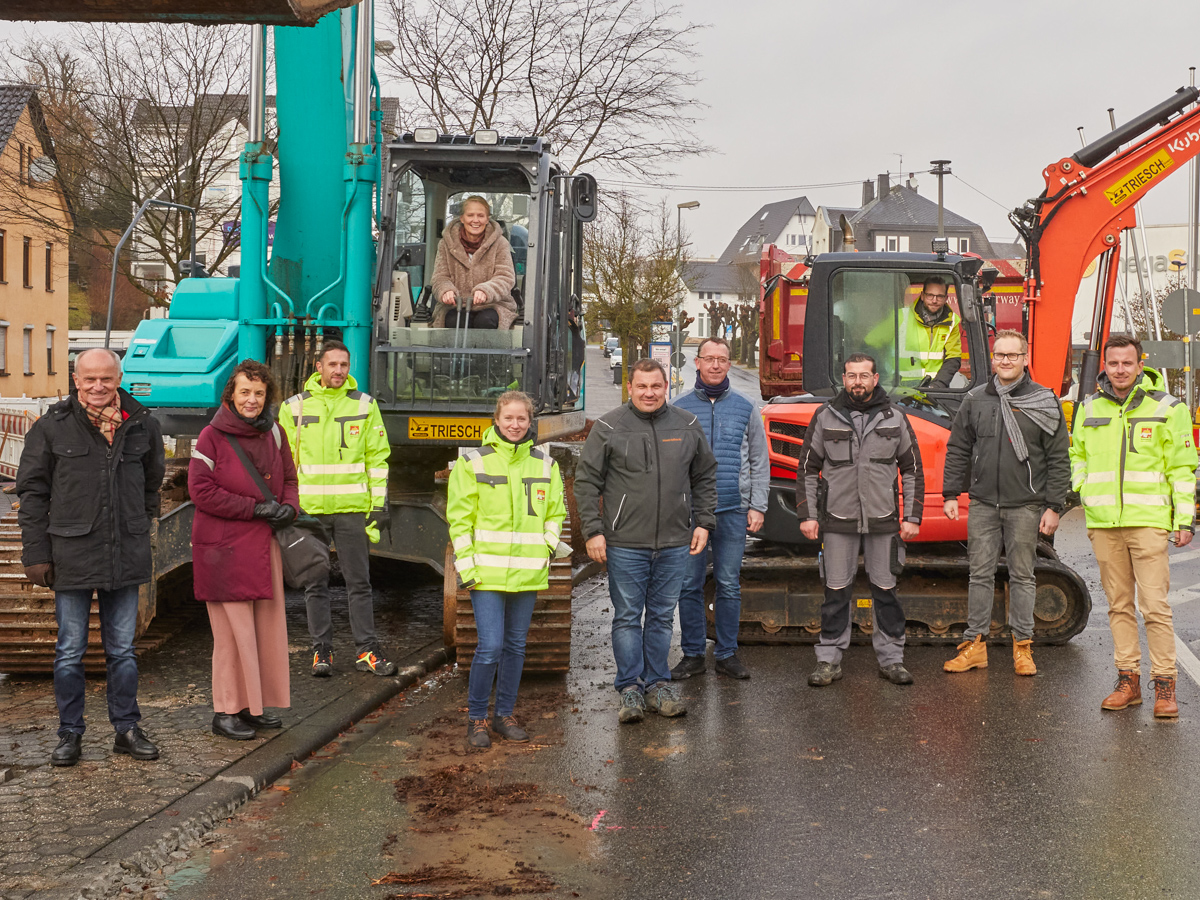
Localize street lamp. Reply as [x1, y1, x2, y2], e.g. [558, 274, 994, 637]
[677, 200, 700, 245]
[929, 160, 951, 238]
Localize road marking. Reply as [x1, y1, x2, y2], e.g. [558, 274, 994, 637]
[1170, 549, 1200, 565]
[1169, 583, 1200, 607]
[1175, 635, 1200, 687]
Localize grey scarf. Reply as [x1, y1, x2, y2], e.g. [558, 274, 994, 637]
[996, 374, 1060, 462]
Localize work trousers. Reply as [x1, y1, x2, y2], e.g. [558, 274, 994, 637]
[964, 503, 1042, 642]
[678, 509, 748, 660]
[1088, 526, 1176, 677]
[816, 531, 905, 667]
[304, 512, 378, 655]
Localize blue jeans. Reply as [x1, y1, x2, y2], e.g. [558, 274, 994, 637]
[679, 509, 748, 660]
[54, 585, 142, 737]
[606, 544, 691, 692]
[467, 590, 537, 720]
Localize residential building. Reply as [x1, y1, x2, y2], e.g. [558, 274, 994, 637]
[718, 196, 816, 265]
[0, 84, 71, 398]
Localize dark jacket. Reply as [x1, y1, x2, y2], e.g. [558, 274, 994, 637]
[942, 375, 1070, 512]
[796, 388, 923, 534]
[16, 390, 165, 591]
[189, 405, 300, 602]
[574, 400, 718, 550]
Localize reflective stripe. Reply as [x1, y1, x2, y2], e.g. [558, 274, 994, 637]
[475, 554, 549, 570]
[1177, 504, 1193, 518]
[1083, 494, 1116, 507]
[1084, 472, 1115, 484]
[457, 554, 477, 571]
[474, 529, 547, 545]
[452, 535, 472, 552]
[371, 488, 387, 499]
[545, 520, 562, 538]
[1123, 470, 1165, 483]
[543, 531, 559, 547]
[913, 350, 944, 360]
[1125, 494, 1169, 506]
[193, 450, 215, 470]
[1175, 480, 1197, 493]
[299, 484, 368, 495]
[368, 468, 388, 479]
[300, 463, 366, 475]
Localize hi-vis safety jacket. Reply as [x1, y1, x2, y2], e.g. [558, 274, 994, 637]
[278, 372, 389, 515]
[446, 426, 567, 592]
[1069, 367, 1197, 532]
[899, 302, 962, 383]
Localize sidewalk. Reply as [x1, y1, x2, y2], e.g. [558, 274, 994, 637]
[0, 568, 446, 900]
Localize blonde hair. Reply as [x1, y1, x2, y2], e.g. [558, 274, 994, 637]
[461, 195, 491, 217]
[494, 390, 534, 421]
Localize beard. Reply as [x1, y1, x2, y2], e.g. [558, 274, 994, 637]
[847, 383, 872, 400]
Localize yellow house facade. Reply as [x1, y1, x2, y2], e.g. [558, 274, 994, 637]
[0, 84, 71, 399]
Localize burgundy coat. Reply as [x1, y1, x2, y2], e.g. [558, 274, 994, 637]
[189, 404, 299, 602]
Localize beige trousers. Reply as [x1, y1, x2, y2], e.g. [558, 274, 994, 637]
[1088, 526, 1176, 677]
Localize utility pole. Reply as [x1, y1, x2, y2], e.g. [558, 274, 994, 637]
[930, 160, 951, 238]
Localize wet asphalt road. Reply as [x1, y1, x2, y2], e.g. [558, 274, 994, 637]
[138, 348, 1200, 899]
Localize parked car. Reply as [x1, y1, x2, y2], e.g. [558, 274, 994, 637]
[603, 336, 619, 358]
[609, 347, 623, 369]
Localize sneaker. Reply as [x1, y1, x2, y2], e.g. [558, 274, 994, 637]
[467, 719, 491, 748]
[715, 654, 751, 680]
[670, 655, 706, 680]
[618, 687, 646, 724]
[356, 648, 398, 676]
[944, 635, 987, 673]
[311, 646, 333, 678]
[491, 715, 530, 742]
[807, 661, 842, 687]
[644, 682, 687, 717]
[878, 663, 914, 685]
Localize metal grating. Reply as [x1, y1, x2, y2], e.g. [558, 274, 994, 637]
[770, 438, 802, 460]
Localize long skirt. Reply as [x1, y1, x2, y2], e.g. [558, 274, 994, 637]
[206, 539, 291, 715]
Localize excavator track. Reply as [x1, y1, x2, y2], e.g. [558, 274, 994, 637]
[717, 540, 1091, 646]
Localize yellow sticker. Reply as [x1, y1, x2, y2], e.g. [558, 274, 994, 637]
[407, 416, 491, 441]
[856, 598, 872, 608]
[1105, 148, 1174, 207]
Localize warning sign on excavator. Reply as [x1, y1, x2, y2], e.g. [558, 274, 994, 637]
[1104, 149, 1175, 206]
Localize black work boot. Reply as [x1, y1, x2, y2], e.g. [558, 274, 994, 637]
[670, 655, 706, 680]
[113, 725, 159, 760]
[51, 733, 82, 767]
[878, 663, 914, 685]
[715, 654, 751, 679]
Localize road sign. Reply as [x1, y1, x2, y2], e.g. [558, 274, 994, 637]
[649, 342, 671, 369]
[1160, 287, 1200, 335]
[672, 352, 687, 368]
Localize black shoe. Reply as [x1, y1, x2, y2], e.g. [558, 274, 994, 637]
[715, 654, 751, 680]
[237, 709, 283, 729]
[212, 713, 257, 741]
[491, 715, 530, 742]
[312, 646, 333, 677]
[807, 661, 843, 687]
[467, 719, 492, 748]
[51, 733, 82, 767]
[670, 655, 706, 680]
[878, 663, 914, 685]
[113, 725, 159, 760]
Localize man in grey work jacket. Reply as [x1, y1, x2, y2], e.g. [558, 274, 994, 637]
[575, 359, 718, 725]
[797, 352, 923, 687]
[670, 337, 769, 681]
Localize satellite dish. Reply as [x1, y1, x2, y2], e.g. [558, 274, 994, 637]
[29, 156, 58, 183]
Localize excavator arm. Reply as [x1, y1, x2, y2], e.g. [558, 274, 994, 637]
[1011, 86, 1200, 394]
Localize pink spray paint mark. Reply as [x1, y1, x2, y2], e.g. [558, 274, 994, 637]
[589, 810, 607, 831]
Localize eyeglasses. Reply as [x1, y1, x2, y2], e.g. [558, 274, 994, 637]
[923, 292, 948, 301]
[992, 352, 1026, 362]
[697, 356, 731, 366]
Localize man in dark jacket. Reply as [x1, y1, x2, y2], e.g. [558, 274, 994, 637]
[575, 359, 718, 724]
[16, 348, 165, 767]
[942, 330, 1069, 676]
[797, 353, 923, 687]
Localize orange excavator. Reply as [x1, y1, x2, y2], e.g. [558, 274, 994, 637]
[743, 87, 1200, 646]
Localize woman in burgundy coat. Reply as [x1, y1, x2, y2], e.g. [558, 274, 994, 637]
[189, 360, 298, 740]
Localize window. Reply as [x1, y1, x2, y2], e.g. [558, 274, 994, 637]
[22, 237, 31, 288]
[957, 237, 970, 253]
[23, 325, 33, 375]
[44, 243, 53, 291]
[874, 234, 910, 253]
[46, 326, 56, 375]
[0, 322, 8, 375]
[17, 142, 26, 185]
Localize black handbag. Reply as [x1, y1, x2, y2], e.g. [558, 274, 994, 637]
[224, 433, 330, 589]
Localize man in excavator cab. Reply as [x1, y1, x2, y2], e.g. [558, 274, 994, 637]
[899, 276, 961, 387]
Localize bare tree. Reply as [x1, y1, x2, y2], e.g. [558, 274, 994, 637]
[382, 0, 708, 176]
[734, 260, 760, 367]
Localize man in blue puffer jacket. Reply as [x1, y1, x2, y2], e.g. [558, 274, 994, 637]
[671, 338, 770, 680]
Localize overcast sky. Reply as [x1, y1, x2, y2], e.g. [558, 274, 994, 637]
[3, 0, 1198, 259]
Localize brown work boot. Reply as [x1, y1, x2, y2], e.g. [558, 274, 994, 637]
[1100, 670, 1141, 710]
[1013, 638, 1037, 676]
[1152, 676, 1179, 719]
[944, 635, 987, 673]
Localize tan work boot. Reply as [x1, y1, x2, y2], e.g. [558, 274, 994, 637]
[1012, 638, 1037, 676]
[1152, 675, 1179, 719]
[1100, 670, 1141, 710]
[944, 635, 987, 673]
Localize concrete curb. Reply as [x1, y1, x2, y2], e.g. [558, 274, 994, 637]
[43, 640, 450, 900]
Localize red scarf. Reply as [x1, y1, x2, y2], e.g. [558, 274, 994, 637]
[84, 393, 124, 445]
[460, 228, 484, 255]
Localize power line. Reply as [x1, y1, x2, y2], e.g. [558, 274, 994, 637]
[604, 178, 863, 193]
[950, 173, 1012, 213]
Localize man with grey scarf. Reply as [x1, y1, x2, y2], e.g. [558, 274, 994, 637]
[941, 330, 1070, 676]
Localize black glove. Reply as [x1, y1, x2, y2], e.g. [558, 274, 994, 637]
[367, 506, 391, 530]
[24, 562, 54, 587]
[268, 504, 297, 529]
[253, 501, 285, 520]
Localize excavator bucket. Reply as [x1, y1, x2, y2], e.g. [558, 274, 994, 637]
[0, 0, 355, 26]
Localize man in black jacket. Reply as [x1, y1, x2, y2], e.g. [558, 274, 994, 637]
[17, 348, 166, 766]
[574, 359, 717, 725]
[942, 330, 1069, 676]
